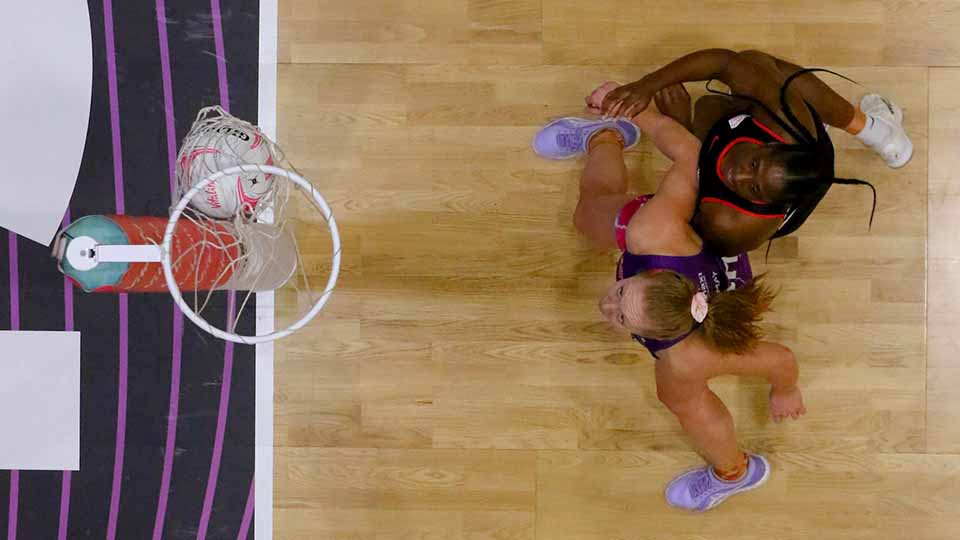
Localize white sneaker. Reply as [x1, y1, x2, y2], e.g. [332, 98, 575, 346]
[858, 93, 913, 168]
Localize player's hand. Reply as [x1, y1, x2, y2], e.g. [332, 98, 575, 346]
[769, 385, 806, 423]
[602, 79, 655, 119]
[585, 81, 621, 115]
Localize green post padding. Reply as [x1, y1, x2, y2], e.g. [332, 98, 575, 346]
[59, 215, 131, 292]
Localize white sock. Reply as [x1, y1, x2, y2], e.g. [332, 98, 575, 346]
[855, 114, 892, 147]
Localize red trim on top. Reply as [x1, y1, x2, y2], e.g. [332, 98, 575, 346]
[715, 136, 764, 182]
[752, 118, 787, 143]
[701, 197, 785, 219]
[615, 194, 652, 252]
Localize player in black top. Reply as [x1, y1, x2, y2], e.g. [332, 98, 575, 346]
[590, 49, 911, 256]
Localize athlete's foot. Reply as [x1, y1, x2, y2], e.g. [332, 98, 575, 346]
[664, 454, 771, 512]
[532, 117, 640, 159]
[856, 93, 913, 168]
[654, 83, 693, 133]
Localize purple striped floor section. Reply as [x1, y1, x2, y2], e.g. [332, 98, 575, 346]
[151, 1, 186, 538]
[197, 2, 239, 539]
[7, 471, 17, 540]
[58, 211, 75, 540]
[196, 293, 236, 540]
[210, 0, 230, 110]
[57, 472, 70, 540]
[8, 230, 19, 539]
[236, 481, 254, 540]
[107, 296, 129, 540]
[101, 0, 129, 538]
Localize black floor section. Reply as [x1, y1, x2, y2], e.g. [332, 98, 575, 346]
[0, 1, 259, 538]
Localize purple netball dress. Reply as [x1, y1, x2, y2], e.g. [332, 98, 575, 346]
[613, 193, 754, 358]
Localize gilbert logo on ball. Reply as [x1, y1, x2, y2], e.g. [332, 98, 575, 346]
[177, 123, 275, 218]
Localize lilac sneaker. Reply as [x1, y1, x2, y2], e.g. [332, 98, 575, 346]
[532, 117, 639, 159]
[664, 454, 770, 512]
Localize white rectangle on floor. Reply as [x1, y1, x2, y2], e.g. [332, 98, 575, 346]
[0, 331, 80, 470]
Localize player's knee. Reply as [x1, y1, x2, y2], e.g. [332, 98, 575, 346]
[669, 401, 705, 430]
[572, 204, 591, 235]
[657, 386, 690, 417]
[693, 94, 728, 111]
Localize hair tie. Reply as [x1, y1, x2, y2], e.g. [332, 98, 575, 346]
[690, 292, 709, 323]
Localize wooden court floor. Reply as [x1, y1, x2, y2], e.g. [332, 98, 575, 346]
[273, 2, 960, 538]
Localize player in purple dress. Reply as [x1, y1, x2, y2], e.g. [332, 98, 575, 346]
[533, 106, 805, 511]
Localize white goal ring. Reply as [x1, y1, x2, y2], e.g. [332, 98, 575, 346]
[162, 164, 341, 344]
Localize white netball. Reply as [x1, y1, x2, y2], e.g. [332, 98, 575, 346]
[177, 123, 275, 218]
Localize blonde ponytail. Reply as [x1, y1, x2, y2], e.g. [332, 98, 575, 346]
[638, 271, 776, 354]
[699, 274, 775, 354]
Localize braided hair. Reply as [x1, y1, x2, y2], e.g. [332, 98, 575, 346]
[706, 68, 876, 239]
